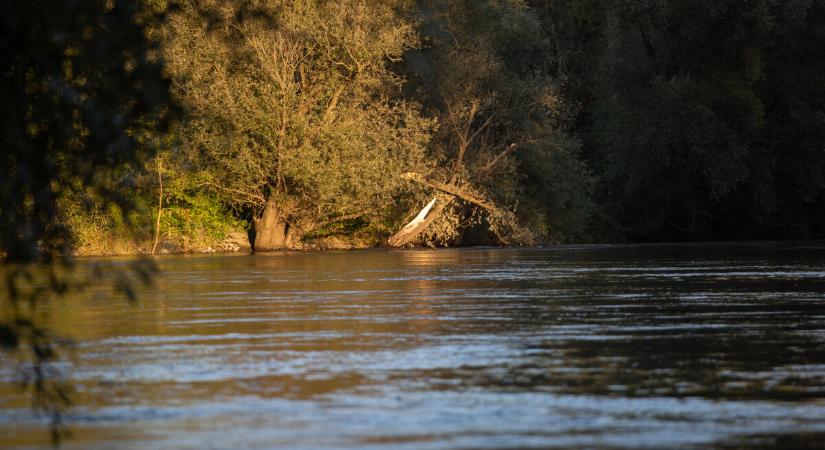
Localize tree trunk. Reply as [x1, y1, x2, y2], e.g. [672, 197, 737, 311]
[387, 196, 451, 247]
[254, 200, 294, 251]
[395, 172, 535, 246]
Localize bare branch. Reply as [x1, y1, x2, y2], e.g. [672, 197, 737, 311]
[400, 172, 495, 213]
[399, 172, 534, 246]
[196, 182, 266, 205]
[322, 84, 345, 124]
[455, 100, 479, 163]
[478, 143, 520, 174]
[464, 112, 496, 154]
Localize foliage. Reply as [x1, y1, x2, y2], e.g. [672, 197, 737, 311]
[5, 0, 823, 256]
[158, 158, 248, 250]
[60, 154, 246, 255]
[1, 0, 172, 261]
[164, 0, 435, 245]
[533, 0, 825, 241]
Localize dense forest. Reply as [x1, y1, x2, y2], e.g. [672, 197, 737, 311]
[6, 0, 825, 257]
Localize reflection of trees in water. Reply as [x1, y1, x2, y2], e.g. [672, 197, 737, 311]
[1, 1, 171, 443]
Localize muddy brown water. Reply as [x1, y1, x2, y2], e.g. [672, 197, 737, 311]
[2, 243, 825, 449]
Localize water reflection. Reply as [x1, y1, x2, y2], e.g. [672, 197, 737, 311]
[2, 244, 825, 448]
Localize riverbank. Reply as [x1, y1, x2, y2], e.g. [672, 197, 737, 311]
[71, 231, 385, 257]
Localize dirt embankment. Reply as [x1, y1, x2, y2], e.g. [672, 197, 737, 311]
[72, 232, 382, 257]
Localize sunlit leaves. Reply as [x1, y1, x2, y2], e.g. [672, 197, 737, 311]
[165, 0, 434, 237]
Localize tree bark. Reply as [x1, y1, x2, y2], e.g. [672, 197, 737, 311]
[254, 200, 293, 251]
[387, 196, 451, 247]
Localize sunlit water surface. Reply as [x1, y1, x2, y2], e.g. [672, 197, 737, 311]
[2, 244, 825, 449]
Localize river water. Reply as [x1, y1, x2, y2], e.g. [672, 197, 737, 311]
[2, 243, 825, 449]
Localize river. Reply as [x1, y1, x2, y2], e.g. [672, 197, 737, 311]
[2, 243, 825, 449]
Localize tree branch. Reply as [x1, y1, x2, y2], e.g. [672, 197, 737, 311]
[465, 112, 496, 152]
[399, 172, 534, 246]
[314, 207, 377, 229]
[400, 172, 495, 213]
[478, 143, 520, 173]
[151, 157, 163, 255]
[196, 182, 266, 205]
[322, 84, 345, 124]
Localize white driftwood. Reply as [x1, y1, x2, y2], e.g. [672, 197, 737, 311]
[392, 172, 535, 246]
[387, 196, 447, 247]
[399, 197, 437, 233]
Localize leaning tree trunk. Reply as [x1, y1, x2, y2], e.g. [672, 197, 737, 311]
[254, 199, 294, 251]
[387, 196, 451, 247]
[388, 172, 535, 247]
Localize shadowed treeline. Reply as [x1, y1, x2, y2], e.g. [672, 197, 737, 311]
[38, 0, 825, 253]
[6, 1, 821, 255]
[531, 0, 825, 241]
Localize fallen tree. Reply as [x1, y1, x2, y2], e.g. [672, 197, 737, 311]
[387, 170, 534, 247]
[385, 1, 563, 248]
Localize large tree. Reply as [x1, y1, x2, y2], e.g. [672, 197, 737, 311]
[387, 0, 595, 246]
[164, 0, 433, 250]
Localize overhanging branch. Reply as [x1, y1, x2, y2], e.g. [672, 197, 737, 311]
[400, 172, 495, 213]
[399, 172, 534, 246]
[196, 182, 266, 205]
[314, 207, 378, 229]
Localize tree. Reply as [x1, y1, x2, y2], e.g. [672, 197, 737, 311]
[388, 0, 595, 246]
[164, 0, 433, 250]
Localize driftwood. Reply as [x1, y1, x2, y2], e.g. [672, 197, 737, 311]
[387, 196, 451, 247]
[387, 93, 536, 248]
[387, 172, 533, 247]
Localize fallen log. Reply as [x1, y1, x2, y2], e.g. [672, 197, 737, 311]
[391, 172, 534, 246]
[400, 173, 496, 213]
[387, 196, 451, 247]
